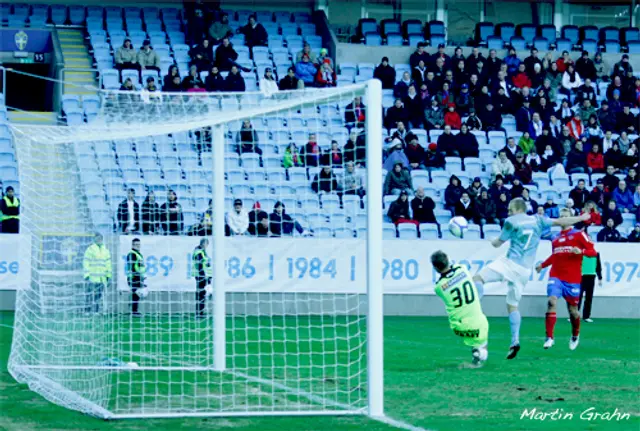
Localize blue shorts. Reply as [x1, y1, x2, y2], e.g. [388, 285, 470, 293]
[547, 277, 581, 306]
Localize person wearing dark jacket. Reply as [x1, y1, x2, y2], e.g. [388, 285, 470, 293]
[160, 189, 184, 235]
[569, 179, 591, 210]
[602, 200, 623, 227]
[513, 153, 533, 184]
[141, 191, 161, 234]
[117, 188, 140, 233]
[627, 223, 640, 243]
[405, 136, 426, 170]
[454, 192, 474, 221]
[248, 202, 268, 236]
[590, 179, 611, 209]
[238, 15, 268, 48]
[344, 97, 366, 129]
[182, 65, 205, 90]
[444, 175, 465, 215]
[388, 191, 416, 225]
[270, 201, 304, 236]
[478, 102, 503, 131]
[597, 218, 623, 242]
[515, 101, 533, 133]
[566, 141, 588, 174]
[125, 237, 145, 316]
[0, 186, 19, 233]
[597, 101, 616, 133]
[495, 192, 510, 225]
[205, 66, 225, 92]
[374, 56, 396, 89]
[579, 251, 602, 322]
[602, 165, 622, 192]
[521, 188, 538, 215]
[215, 37, 239, 71]
[474, 189, 497, 225]
[489, 175, 510, 202]
[436, 125, 458, 157]
[192, 238, 211, 317]
[164, 65, 180, 89]
[402, 85, 425, 129]
[424, 143, 446, 170]
[344, 130, 367, 166]
[189, 39, 214, 72]
[225, 66, 246, 92]
[279, 67, 300, 90]
[411, 187, 436, 224]
[384, 99, 410, 130]
[575, 79, 598, 107]
[616, 105, 636, 134]
[235, 120, 262, 155]
[409, 43, 430, 69]
[455, 125, 479, 159]
[312, 166, 340, 194]
[383, 163, 413, 195]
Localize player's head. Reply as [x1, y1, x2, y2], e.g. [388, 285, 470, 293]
[132, 238, 141, 251]
[559, 208, 574, 226]
[508, 198, 527, 216]
[200, 238, 209, 248]
[430, 250, 451, 274]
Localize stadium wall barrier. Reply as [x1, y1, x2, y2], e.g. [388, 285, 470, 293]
[115, 236, 640, 297]
[0, 235, 31, 291]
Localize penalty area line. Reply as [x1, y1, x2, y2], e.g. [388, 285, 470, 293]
[371, 414, 434, 431]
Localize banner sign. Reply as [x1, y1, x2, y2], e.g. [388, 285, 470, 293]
[117, 237, 640, 297]
[1, 29, 52, 52]
[0, 234, 31, 290]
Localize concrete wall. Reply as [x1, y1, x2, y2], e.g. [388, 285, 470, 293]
[2, 290, 639, 318]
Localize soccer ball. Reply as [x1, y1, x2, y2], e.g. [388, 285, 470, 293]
[448, 216, 468, 238]
[205, 285, 214, 296]
[137, 287, 149, 299]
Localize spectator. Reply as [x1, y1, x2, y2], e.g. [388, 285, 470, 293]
[117, 188, 140, 233]
[465, 47, 485, 72]
[143, 76, 159, 94]
[248, 202, 268, 236]
[556, 99, 574, 125]
[555, 50, 574, 73]
[627, 143, 639, 171]
[208, 12, 233, 43]
[535, 126, 561, 155]
[565, 197, 578, 215]
[161, 189, 184, 235]
[495, 192, 510, 225]
[234, 121, 261, 157]
[587, 143, 605, 173]
[295, 43, 317, 64]
[444, 175, 465, 215]
[373, 56, 395, 89]
[607, 76, 625, 102]
[504, 47, 521, 76]
[436, 125, 458, 157]
[312, 166, 340, 194]
[405, 136, 426, 170]
[295, 54, 317, 87]
[424, 97, 444, 130]
[479, 102, 503, 131]
[515, 98, 533, 133]
[605, 143, 626, 172]
[317, 48, 332, 68]
[435, 81, 452, 108]
[543, 195, 560, 218]
[545, 62, 562, 97]
[282, 142, 303, 168]
[344, 96, 366, 129]
[492, 150, 515, 181]
[465, 108, 482, 131]
[185, 1, 207, 45]
[611, 54, 633, 79]
[409, 42, 430, 69]
[119, 78, 133, 91]
[526, 148, 543, 172]
[454, 84, 474, 116]
[424, 142, 446, 171]
[412, 60, 428, 88]
[314, 60, 336, 88]
[521, 188, 538, 215]
[528, 111, 545, 140]
[602, 165, 621, 191]
[467, 176, 485, 200]
[260, 67, 279, 96]
[512, 63, 532, 89]
[626, 168, 639, 190]
[566, 141, 587, 174]
[341, 162, 365, 197]
[578, 100, 597, 124]
[388, 191, 418, 226]
[115, 38, 138, 73]
[269, 202, 304, 237]
[616, 104, 636, 134]
[628, 223, 640, 242]
[238, 14, 268, 48]
[279, 67, 301, 90]
[141, 191, 161, 234]
[225, 199, 249, 236]
[164, 65, 180, 89]
[547, 115, 563, 138]
[411, 187, 436, 224]
[569, 179, 590, 210]
[393, 71, 413, 99]
[188, 39, 213, 72]
[524, 48, 543, 77]
[485, 48, 503, 78]
[617, 131, 631, 154]
[344, 129, 367, 166]
[301, 133, 321, 167]
[256, 213, 271, 237]
[518, 131, 535, 155]
[215, 36, 239, 71]
[575, 50, 597, 82]
[513, 152, 533, 185]
[188, 198, 213, 236]
[456, 124, 479, 159]
[384, 162, 413, 196]
[540, 144, 560, 172]
[581, 201, 602, 228]
[576, 78, 597, 107]
[325, 140, 343, 167]
[454, 192, 474, 221]
[613, 180, 634, 213]
[205, 65, 225, 92]
[602, 200, 623, 227]
[561, 64, 583, 98]
[182, 64, 205, 91]
[566, 113, 584, 140]
[597, 218, 623, 242]
[385, 99, 409, 130]
[225, 65, 246, 92]
[443, 103, 462, 130]
[503, 136, 520, 164]
[585, 115, 603, 141]
[594, 52, 609, 82]
[474, 189, 496, 225]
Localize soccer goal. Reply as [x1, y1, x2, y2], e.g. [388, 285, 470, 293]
[8, 81, 384, 419]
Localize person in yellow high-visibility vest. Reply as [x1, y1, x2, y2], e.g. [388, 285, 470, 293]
[83, 233, 112, 313]
[0, 186, 20, 234]
[192, 238, 212, 317]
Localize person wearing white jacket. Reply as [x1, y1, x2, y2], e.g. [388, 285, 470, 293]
[225, 199, 249, 235]
[561, 64, 583, 101]
[491, 150, 515, 181]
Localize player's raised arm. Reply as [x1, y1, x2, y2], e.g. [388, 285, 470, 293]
[551, 212, 590, 227]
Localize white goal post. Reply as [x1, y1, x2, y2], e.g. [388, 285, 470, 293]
[8, 80, 384, 419]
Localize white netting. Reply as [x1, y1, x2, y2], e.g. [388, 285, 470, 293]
[8, 83, 380, 419]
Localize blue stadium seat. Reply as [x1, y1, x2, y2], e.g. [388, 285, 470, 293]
[540, 24, 556, 43]
[510, 36, 526, 51]
[430, 34, 445, 47]
[398, 224, 418, 239]
[383, 223, 397, 239]
[581, 39, 597, 54]
[334, 227, 354, 238]
[387, 33, 403, 46]
[365, 33, 382, 46]
[555, 38, 572, 53]
[622, 27, 640, 44]
[358, 18, 377, 39]
[580, 26, 598, 42]
[476, 22, 494, 43]
[628, 41, 640, 54]
[51, 5, 68, 24]
[604, 40, 620, 53]
[518, 24, 537, 44]
[403, 19, 423, 37]
[428, 20, 445, 37]
[562, 25, 579, 45]
[533, 37, 549, 51]
[487, 36, 504, 50]
[419, 223, 439, 240]
[497, 23, 515, 43]
[600, 26, 620, 42]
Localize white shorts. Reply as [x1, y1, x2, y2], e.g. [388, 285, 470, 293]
[478, 256, 531, 306]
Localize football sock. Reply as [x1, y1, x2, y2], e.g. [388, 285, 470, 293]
[475, 280, 484, 299]
[545, 312, 557, 338]
[509, 311, 521, 346]
[570, 315, 581, 337]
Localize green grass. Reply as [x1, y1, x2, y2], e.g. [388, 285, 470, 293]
[1, 311, 639, 431]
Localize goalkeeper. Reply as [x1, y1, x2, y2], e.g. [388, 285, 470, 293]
[125, 238, 145, 317]
[192, 238, 212, 317]
[431, 250, 489, 365]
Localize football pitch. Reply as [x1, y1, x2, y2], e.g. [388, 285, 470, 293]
[0, 311, 638, 431]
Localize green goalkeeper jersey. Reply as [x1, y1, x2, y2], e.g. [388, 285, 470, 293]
[434, 264, 484, 323]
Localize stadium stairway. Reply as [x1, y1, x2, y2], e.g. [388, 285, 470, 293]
[57, 29, 97, 97]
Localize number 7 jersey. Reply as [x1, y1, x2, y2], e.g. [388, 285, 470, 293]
[434, 264, 484, 322]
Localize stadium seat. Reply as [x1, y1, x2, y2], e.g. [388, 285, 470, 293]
[365, 33, 382, 46]
[581, 39, 597, 54]
[539, 24, 557, 43]
[600, 26, 619, 43]
[533, 37, 549, 51]
[403, 19, 423, 38]
[487, 36, 504, 50]
[562, 25, 579, 45]
[419, 223, 439, 240]
[398, 224, 418, 239]
[476, 22, 494, 44]
[555, 38, 572, 53]
[580, 25, 598, 41]
[510, 36, 526, 51]
[628, 41, 640, 54]
[497, 23, 515, 43]
[622, 27, 640, 44]
[517, 24, 537, 44]
[604, 40, 620, 54]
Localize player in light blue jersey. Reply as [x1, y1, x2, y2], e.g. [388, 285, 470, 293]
[473, 198, 590, 359]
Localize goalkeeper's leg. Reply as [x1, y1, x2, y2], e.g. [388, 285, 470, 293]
[195, 278, 207, 317]
[457, 316, 489, 364]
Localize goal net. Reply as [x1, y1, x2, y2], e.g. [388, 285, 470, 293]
[8, 81, 384, 419]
